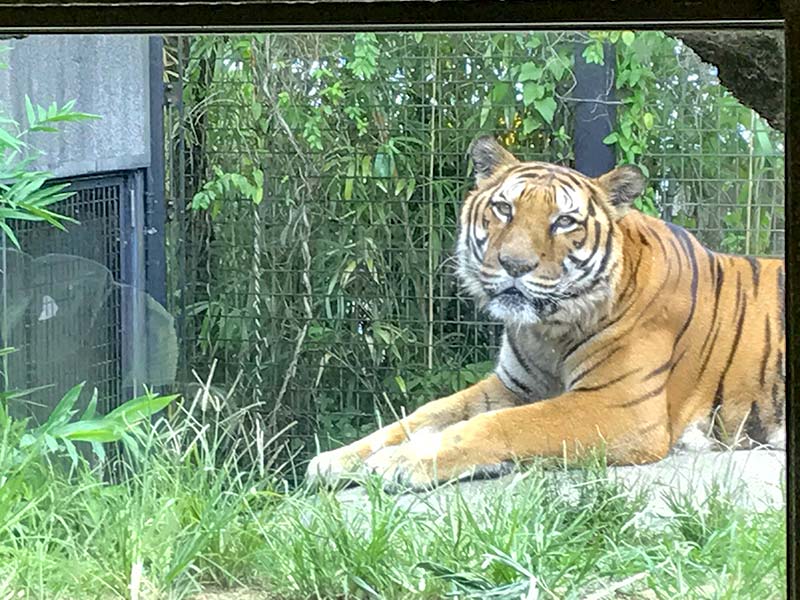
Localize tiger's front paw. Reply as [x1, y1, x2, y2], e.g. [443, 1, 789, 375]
[306, 447, 365, 487]
[364, 441, 450, 493]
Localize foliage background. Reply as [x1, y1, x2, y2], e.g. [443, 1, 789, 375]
[163, 31, 784, 471]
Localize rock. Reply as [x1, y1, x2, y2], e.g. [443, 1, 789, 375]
[332, 449, 785, 526]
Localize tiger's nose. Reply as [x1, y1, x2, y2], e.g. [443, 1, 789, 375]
[498, 253, 538, 278]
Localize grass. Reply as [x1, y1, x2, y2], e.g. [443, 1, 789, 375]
[0, 383, 787, 600]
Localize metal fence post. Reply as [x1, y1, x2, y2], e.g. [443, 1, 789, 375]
[573, 40, 617, 176]
[146, 35, 167, 308]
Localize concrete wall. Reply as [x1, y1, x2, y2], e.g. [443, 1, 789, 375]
[0, 34, 150, 178]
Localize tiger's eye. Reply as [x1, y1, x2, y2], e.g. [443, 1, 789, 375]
[493, 201, 513, 219]
[554, 215, 577, 228]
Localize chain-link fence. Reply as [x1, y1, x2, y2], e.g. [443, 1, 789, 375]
[163, 31, 784, 473]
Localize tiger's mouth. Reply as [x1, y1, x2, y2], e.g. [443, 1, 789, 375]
[497, 287, 525, 299]
[490, 284, 560, 317]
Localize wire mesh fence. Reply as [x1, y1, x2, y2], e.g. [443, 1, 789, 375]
[163, 31, 784, 472]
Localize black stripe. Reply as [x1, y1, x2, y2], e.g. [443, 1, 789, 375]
[667, 237, 683, 273]
[571, 366, 641, 392]
[743, 401, 768, 444]
[505, 334, 544, 386]
[574, 227, 613, 283]
[697, 326, 722, 379]
[699, 257, 725, 359]
[646, 225, 669, 256]
[635, 258, 673, 322]
[698, 262, 739, 378]
[746, 256, 760, 291]
[572, 231, 588, 249]
[759, 317, 772, 387]
[468, 193, 487, 259]
[615, 381, 668, 409]
[771, 382, 783, 423]
[666, 223, 699, 350]
[705, 248, 716, 282]
[635, 421, 663, 437]
[620, 250, 644, 302]
[643, 349, 686, 381]
[710, 273, 748, 433]
[594, 223, 617, 277]
[559, 171, 584, 190]
[498, 365, 533, 398]
[568, 346, 624, 389]
[506, 372, 533, 397]
[568, 221, 602, 268]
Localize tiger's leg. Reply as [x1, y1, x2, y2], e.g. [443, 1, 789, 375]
[306, 374, 521, 485]
[364, 388, 672, 491]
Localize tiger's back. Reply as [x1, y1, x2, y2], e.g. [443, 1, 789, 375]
[552, 210, 786, 454]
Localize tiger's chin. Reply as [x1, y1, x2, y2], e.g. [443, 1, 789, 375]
[485, 291, 560, 325]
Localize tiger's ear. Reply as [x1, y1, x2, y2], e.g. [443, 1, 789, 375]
[596, 165, 647, 213]
[468, 135, 519, 183]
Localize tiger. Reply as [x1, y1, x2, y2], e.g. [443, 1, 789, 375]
[306, 134, 786, 491]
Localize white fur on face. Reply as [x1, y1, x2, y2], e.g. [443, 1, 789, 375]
[554, 185, 582, 213]
[497, 174, 528, 204]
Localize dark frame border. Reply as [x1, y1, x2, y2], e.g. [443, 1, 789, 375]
[1, 2, 796, 599]
[0, 0, 786, 33]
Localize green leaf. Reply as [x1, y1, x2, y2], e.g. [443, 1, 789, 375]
[534, 97, 557, 124]
[491, 82, 511, 103]
[63, 438, 80, 467]
[755, 130, 774, 156]
[547, 58, 567, 80]
[0, 221, 20, 249]
[251, 101, 262, 122]
[42, 382, 85, 430]
[373, 152, 391, 178]
[602, 132, 619, 144]
[29, 125, 59, 133]
[621, 31, 635, 46]
[81, 388, 98, 421]
[518, 62, 543, 82]
[621, 120, 632, 139]
[522, 82, 543, 106]
[522, 116, 538, 135]
[0, 127, 23, 151]
[480, 97, 492, 128]
[24, 95, 36, 128]
[91, 441, 106, 462]
[344, 161, 355, 200]
[643, 112, 655, 130]
[107, 393, 178, 425]
[57, 419, 125, 443]
[582, 42, 605, 65]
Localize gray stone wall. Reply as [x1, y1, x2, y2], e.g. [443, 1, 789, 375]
[0, 34, 150, 178]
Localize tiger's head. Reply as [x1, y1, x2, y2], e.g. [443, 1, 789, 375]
[457, 136, 647, 328]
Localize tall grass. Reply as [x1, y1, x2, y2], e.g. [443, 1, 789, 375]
[0, 374, 786, 599]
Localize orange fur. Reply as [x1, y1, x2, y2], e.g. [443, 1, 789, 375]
[306, 136, 785, 491]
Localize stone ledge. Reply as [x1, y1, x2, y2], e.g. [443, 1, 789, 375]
[333, 449, 786, 524]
